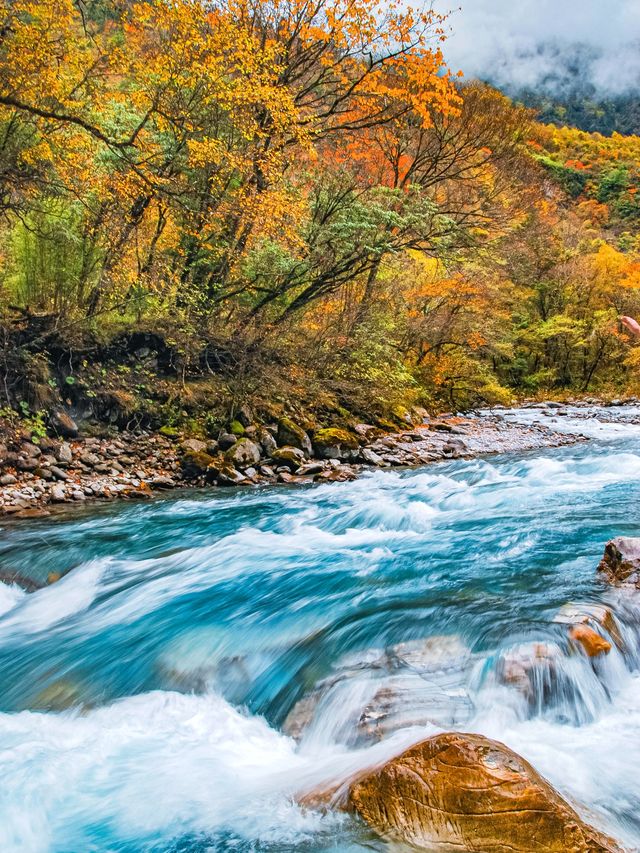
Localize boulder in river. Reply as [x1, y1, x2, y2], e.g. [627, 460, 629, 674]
[496, 641, 561, 702]
[348, 732, 623, 852]
[569, 624, 612, 657]
[598, 537, 640, 588]
[554, 602, 623, 651]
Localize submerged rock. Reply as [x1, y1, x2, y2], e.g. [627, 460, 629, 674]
[30, 678, 88, 712]
[284, 636, 474, 746]
[0, 570, 43, 593]
[496, 642, 561, 704]
[598, 537, 640, 588]
[348, 732, 623, 853]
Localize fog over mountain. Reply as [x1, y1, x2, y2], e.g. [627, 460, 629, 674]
[438, 0, 640, 97]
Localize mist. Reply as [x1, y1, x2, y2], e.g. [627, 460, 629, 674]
[437, 0, 640, 96]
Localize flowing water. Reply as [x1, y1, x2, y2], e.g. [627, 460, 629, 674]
[2, 406, 640, 852]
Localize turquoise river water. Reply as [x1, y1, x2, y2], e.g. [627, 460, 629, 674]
[1, 406, 640, 852]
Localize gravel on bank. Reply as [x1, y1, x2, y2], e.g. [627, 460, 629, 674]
[0, 407, 591, 519]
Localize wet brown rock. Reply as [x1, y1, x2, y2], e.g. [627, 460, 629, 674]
[569, 625, 612, 657]
[0, 571, 43, 592]
[497, 642, 560, 702]
[348, 732, 623, 853]
[598, 537, 640, 588]
[554, 602, 623, 651]
[314, 466, 358, 482]
[126, 488, 152, 500]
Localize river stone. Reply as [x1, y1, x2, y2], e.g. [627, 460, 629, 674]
[79, 452, 100, 467]
[50, 484, 67, 502]
[312, 428, 358, 460]
[598, 537, 640, 588]
[359, 447, 385, 466]
[21, 442, 41, 458]
[56, 442, 73, 464]
[0, 570, 43, 592]
[271, 446, 305, 471]
[554, 602, 624, 651]
[224, 438, 262, 469]
[181, 450, 215, 480]
[285, 636, 474, 746]
[50, 466, 69, 481]
[210, 462, 247, 486]
[181, 438, 207, 454]
[348, 732, 623, 853]
[277, 418, 312, 457]
[218, 432, 237, 451]
[496, 642, 562, 704]
[569, 625, 612, 657]
[257, 427, 277, 457]
[31, 678, 87, 712]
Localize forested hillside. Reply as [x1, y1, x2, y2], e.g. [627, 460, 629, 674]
[2, 0, 640, 437]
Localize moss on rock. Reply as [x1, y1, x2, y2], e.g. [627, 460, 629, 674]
[277, 418, 312, 455]
[181, 449, 216, 479]
[312, 427, 359, 459]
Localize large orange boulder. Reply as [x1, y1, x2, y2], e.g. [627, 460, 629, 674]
[348, 732, 623, 852]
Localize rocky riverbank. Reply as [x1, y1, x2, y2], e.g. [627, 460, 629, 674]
[0, 407, 588, 518]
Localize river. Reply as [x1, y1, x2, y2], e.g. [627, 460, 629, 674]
[1, 405, 640, 852]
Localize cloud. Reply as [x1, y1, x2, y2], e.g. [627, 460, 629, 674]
[435, 0, 640, 96]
